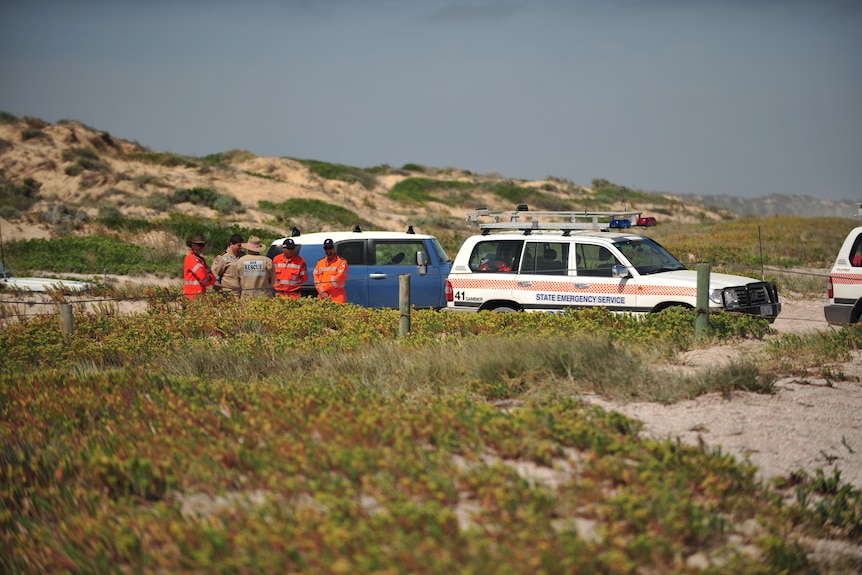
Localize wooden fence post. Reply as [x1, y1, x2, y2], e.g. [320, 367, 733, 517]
[59, 303, 74, 336]
[399, 274, 410, 338]
[696, 263, 710, 338]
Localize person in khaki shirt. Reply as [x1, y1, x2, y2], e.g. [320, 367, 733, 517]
[237, 236, 275, 299]
[211, 234, 244, 297]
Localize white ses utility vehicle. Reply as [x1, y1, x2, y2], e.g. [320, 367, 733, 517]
[445, 207, 782, 320]
[824, 222, 862, 326]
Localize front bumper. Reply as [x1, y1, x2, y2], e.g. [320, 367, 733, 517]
[720, 282, 782, 321]
[724, 302, 781, 322]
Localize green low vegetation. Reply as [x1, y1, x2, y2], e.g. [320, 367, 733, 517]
[170, 186, 243, 215]
[648, 216, 858, 270]
[2, 297, 861, 573]
[293, 158, 378, 190]
[62, 147, 111, 176]
[0, 176, 42, 219]
[258, 198, 372, 231]
[2, 214, 277, 277]
[387, 177, 473, 205]
[202, 149, 257, 165]
[126, 150, 200, 168]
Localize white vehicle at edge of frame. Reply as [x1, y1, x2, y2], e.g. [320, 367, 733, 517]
[0, 262, 93, 293]
[824, 215, 862, 325]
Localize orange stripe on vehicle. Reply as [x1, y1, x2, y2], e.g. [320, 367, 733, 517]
[448, 277, 698, 297]
[831, 274, 862, 285]
[447, 279, 517, 289]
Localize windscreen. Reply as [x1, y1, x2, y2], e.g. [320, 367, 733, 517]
[613, 237, 686, 275]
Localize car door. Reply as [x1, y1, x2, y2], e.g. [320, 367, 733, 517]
[334, 240, 369, 306]
[513, 240, 574, 310]
[570, 242, 636, 311]
[367, 239, 441, 308]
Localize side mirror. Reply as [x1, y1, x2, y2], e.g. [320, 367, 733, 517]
[416, 251, 428, 275]
[612, 264, 630, 279]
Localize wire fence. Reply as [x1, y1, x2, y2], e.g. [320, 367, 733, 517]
[0, 263, 842, 327]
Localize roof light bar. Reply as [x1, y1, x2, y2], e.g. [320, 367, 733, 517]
[466, 206, 658, 232]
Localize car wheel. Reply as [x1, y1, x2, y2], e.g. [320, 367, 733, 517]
[489, 304, 519, 312]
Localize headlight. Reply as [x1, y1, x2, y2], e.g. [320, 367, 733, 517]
[722, 289, 740, 308]
[708, 289, 723, 305]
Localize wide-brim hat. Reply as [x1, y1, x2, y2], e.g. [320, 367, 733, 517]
[242, 236, 266, 254]
[186, 235, 208, 248]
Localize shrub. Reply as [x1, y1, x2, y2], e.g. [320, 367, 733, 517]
[171, 187, 242, 215]
[0, 176, 42, 213]
[143, 193, 172, 212]
[258, 198, 370, 229]
[202, 149, 256, 165]
[212, 193, 244, 215]
[387, 178, 472, 205]
[126, 151, 199, 168]
[22, 115, 48, 129]
[295, 158, 377, 190]
[97, 205, 122, 220]
[364, 164, 392, 174]
[97, 214, 153, 234]
[21, 128, 46, 141]
[64, 163, 84, 176]
[0, 110, 18, 124]
[2, 235, 157, 275]
[41, 204, 89, 235]
[62, 147, 111, 175]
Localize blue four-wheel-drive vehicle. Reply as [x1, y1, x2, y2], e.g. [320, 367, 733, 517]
[266, 228, 452, 309]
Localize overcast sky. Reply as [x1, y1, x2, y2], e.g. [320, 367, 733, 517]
[2, 0, 860, 201]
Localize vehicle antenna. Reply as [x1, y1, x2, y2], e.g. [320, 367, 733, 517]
[758, 225, 764, 282]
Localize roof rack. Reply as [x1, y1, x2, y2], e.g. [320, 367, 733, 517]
[466, 206, 648, 234]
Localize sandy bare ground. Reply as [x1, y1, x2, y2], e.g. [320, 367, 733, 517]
[585, 296, 862, 488]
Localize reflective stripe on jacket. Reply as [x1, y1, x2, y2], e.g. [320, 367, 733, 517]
[274, 253, 308, 293]
[183, 251, 216, 300]
[313, 254, 349, 303]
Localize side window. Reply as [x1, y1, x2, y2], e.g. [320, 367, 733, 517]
[522, 242, 569, 275]
[265, 245, 281, 260]
[373, 240, 426, 266]
[337, 241, 366, 265]
[851, 235, 862, 267]
[535, 242, 570, 275]
[576, 244, 620, 277]
[469, 240, 523, 273]
[521, 243, 540, 273]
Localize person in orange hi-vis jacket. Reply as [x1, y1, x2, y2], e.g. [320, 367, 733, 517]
[313, 238, 349, 303]
[183, 235, 216, 300]
[274, 238, 308, 299]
